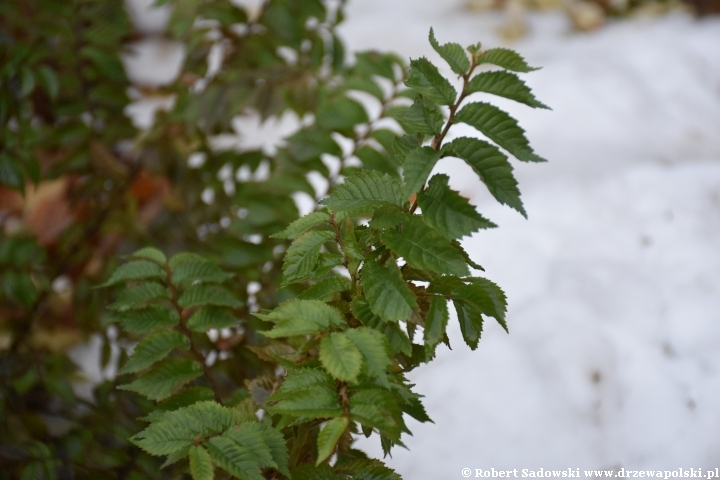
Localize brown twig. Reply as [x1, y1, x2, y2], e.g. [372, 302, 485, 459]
[407, 55, 480, 214]
[165, 265, 223, 403]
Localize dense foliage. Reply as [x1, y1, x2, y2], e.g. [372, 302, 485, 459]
[0, 1, 547, 478]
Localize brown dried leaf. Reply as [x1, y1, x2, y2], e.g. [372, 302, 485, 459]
[24, 179, 73, 246]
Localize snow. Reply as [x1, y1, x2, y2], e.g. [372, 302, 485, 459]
[340, 3, 720, 476]
[75, 1, 720, 475]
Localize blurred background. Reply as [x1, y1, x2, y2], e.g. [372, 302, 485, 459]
[2, 0, 719, 477]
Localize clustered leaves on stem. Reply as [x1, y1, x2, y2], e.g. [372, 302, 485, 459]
[105, 28, 547, 479]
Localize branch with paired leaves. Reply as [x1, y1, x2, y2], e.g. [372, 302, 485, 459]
[103, 29, 548, 480]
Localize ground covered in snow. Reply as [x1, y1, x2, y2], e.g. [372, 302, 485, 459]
[340, 2, 720, 476]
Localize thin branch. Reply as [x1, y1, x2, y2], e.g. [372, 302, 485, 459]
[408, 55, 480, 214]
[165, 265, 223, 403]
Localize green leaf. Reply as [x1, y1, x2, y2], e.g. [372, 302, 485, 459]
[189, 445, 214, 480]
[344, 327, 391, 385]
[424, 296, 449, 355]
[287, 128, 343, 162]
[0, 155, 25, 191]
[443, 137, 525, 217]
[368, 128, 398, 154]
[26, 441, 51, 459]
[178, 284, 243, 309]
[320, 332, 362, 383]
[24, 158, 40, 185]
[266, 368, 343, 418]
[399, 392, 433, 424]
[451, 239, 485, 271]
[316, 96, 369, 130]
[3, 270, 38, 306]
[479, 48, 539, 73]
[467, 71, 549, 109]
[112, 306, 179, 333]
[392, 97, 444, 135]
[297, 277, 351, 302]
[162, 446, 192, 469]
[384, 323, 413, 357]
[171, 257, 234, 286]
[280, 230, 335, 286]
[100, 260, 167, 287]
[20, 68, 35, 97]
[217, 238, 274, 269]
[81, 46, 125, 81]
[187, 307, 240, 332]
[464, 277, 508, 331]
[381, 214, 469, 276]
[118, 359, 203, 401]
[405, 57, 457, 106]
[312, 253, 344, 277]
[355, 146, 399, 177]
[454, 301, 483, 350]
[352, 299, 412, 356]
[429, 28, 470, 75]
[292, 464, 341, 480]
[108, 282, 169, 311]
[157, 387, 216, 412]
[322, 171, 406, 212]
[369, 204, 405, 230]
[262, 174, 317, 198]
[455, 102, 546, 163]
[349, 389, 403, 442]
[402, 146, 440, 197]
[316, 417, 349, 465]
[269, 368, 334, 402]
[202, 3, 248, 25]
[255, 299, 345, 338]
[222, 424, 276, 470]
[168, 252, 204, 269]
[38, 66, 60, 99]
[335, 459, 402, 480]
[361, 261, 417, 322]
[133, 401, 244, 455]
[341, 230, 364, 276]
[130, 247, 167, 265]
[343, 75, 385, 100]
[391, 134, 420, 165]
[417, 174, 496, 239]
[270, 211, 330, 239]
[252, 422, 290, 477]
[426, 274, 465, 295]
[352, 298, 383, 327]
[119, 331, 190, 375]
[354, 51, 399, 80]
[21, 462, 44, 480]
[207, 436, 264, 480]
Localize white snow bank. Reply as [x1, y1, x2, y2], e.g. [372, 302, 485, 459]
[343, 4, 720, 476]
